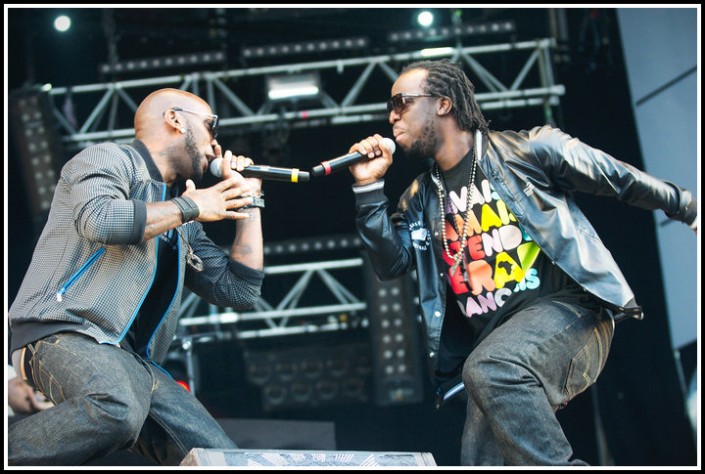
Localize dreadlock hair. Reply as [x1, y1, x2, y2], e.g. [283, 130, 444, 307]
[401, 59, 490, 134]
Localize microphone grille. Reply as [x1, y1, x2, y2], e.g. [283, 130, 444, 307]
[382, 137, 396, 155]
[209, 157, 223, 177]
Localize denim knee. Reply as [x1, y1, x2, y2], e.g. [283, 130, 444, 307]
[462, 349, 503, 399]
[82, 392, 147, 447]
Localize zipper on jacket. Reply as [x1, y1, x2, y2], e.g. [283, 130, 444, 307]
[56, 248, 106, 302]
[112, 181, 169, 348]
[144, 221, 185, 362]
[113, 182, 180, 357]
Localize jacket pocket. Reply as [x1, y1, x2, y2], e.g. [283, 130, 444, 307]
[55, 248, 105, 302]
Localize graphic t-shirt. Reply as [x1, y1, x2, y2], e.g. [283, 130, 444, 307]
[436, 149, 583, 375]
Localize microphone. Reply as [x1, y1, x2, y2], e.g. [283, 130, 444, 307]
[210, 158, 310, 183]
[311, 137, 396, 177]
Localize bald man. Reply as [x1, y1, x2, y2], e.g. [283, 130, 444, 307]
[9, 88, 265, 466]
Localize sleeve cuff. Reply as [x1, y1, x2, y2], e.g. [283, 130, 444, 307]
[131, 199, 147, 243]
[352, 180, 386, 206]
[352, 180, 385, 194]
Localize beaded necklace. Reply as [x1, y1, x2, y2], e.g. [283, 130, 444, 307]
[434, 144, 477, 275]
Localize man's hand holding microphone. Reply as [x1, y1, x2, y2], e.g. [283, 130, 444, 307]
[182, 142, 263, 222]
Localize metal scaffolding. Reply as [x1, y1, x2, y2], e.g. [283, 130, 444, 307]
[174, 234, 370, 340]
[46, 38, 563, 150]
[136, 39, 565, 397]
[46, 38, 564, 342]
[178, 257, 368, 340]
[171, 235, 422, 403]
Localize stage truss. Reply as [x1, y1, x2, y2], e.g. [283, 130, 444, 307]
[175, 234, 369, 340]
[45, 38, 563, 151]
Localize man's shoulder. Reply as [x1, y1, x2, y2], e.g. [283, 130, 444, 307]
[490, 124, 559, 138]
[91, 142, 148, 165]
[64, 142, 144, 179]
[76, 141, 135, 161]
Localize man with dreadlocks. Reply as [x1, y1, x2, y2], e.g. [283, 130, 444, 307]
[344, 59, 697, 465]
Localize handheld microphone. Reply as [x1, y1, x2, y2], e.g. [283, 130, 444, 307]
[210, 158, 310, 183]
[311, 137, 396, 177]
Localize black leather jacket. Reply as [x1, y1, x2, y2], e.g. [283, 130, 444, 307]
[354, 126, 696, 375]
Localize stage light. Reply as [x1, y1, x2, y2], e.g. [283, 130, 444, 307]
[266, 72, 321, 101]
[363, 258, 425, 406]
[99, 51, 226, 75]
[242, 37, 368, 59]
[417, 11, 434, 28]
[388, 19, 515, 43]
[53, 15, 71, 33]
[263, 234, 362, 257]
[420, 47, 455, 58]
[164, 351, 195, 394]
[9, 87, 66, 228]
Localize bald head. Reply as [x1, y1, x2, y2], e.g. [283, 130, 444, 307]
[134, 88, 211, 140]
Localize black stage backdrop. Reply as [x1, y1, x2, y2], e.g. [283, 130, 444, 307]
[6, 8, 697, 466]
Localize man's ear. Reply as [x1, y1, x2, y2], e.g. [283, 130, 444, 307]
[164, 108, 184, 133]
[437, 96, 453, 117]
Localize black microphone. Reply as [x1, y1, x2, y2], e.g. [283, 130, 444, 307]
[210, 158, 310, 183]
[311, 137, 396, 177]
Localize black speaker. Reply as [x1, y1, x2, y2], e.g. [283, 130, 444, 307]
[8, 86, 65, 229]
[243, 341, 372, 411]
[362, 256, 425, 406]
[181, 448, 437, 466]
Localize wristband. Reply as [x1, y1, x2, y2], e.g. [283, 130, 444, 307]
[242, 195, 265, 209]
[172, 196, 200, 223]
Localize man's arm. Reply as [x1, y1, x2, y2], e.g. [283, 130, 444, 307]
[230, 207, 264, 271]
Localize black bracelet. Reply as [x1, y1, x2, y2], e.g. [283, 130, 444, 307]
[172, 196, 200, 223]
[242, 195, 265, 209]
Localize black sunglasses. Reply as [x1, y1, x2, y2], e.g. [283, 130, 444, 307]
[386, 93, 435, 115]
[172, 106, 219, 139]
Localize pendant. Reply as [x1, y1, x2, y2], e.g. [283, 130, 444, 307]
[186, 246, 204, 272]
[177, 226, 204, 272]
[451, 254, 471, 287]
[450, 257, 462, 275]
[461, 251, 471, 287]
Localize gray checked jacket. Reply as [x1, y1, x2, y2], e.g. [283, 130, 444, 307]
[9, 141, 264, 364]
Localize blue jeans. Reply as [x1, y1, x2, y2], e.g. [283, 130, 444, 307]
[8, 332, 236, 466]
[460, 298, 614, 465]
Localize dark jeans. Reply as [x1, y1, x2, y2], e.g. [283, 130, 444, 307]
[8, 332, 236, 466]
[460, 298, 614, 465]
